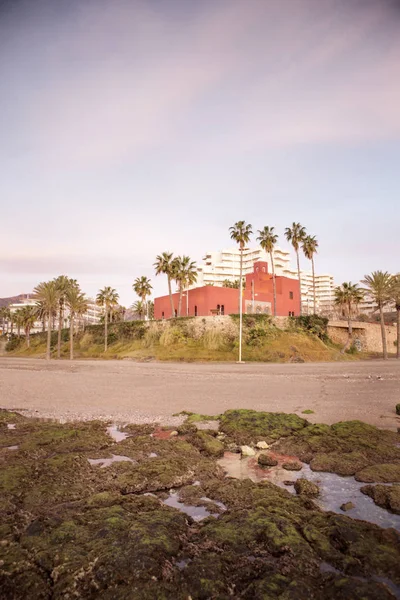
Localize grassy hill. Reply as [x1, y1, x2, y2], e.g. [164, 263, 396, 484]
[5, 315, 361, 363]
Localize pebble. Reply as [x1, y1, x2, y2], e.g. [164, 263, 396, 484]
[256, 441, 269, 449]
[240, 445, 256, 457]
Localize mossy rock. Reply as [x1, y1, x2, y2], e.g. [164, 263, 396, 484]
[294, 478, 320, 497]
[282, 461, 303, 471]
[190, 431, 224, 458]
[176, 421, 198, 435]
[361, 484, 400, 514]
[396, 404, 400, 416]
[0, 409, 27, 424]
[220, 409, 308, 445]
[355, 463, 400, 483]
[258, 453, 278, 467]
[311, 451, 370, 476]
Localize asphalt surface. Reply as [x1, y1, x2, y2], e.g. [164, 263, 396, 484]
[0, 357, 399, 429]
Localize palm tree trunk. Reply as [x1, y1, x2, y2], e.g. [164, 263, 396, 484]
[42, 316, 45, 333]
[46, 313, 51, 360]
[168, 276, 174, 318]
[296, 250, 302, 315]
[17, 325, 21, 339]
[396, 307, 400, 359]
[178, 286, 183, 317]
[379, 305, 388, 360]
[239, 248, 244, 362]
[312, 256, 316, 314]
[270, 251, 277, 317]
[10, 318, 14, 336]
[26, 327, 30, 348]
[186, 288, 189, 316]
[104, 307, 108, 352]
[57, 304, 63, 358]
[70, 315, 74, 360]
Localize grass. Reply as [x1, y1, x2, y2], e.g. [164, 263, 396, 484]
[6, 325, 364, 363]
[301, 409, 315, 415]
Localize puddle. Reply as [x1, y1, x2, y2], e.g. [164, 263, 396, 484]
[88, 454, 136, 468]
[176, 559, 190, 570]
[106, 425, 129, 443]
[148, 452, 158, 458]
[218, 452, 400, 531]
[7, 424, 16, 430]
[5, 445, 19, 451]
[162, 493, 226, 522]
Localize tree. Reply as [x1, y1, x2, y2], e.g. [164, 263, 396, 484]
[132, 300, 146, 320]
[334, 282, 364, 351]
[54, 276, 77, 359]
[389, 274, 400, 359]
[0, 307, 10, 334]
[33, 281, 60, 360]
[13, 309, 24, 338]
[222, 279, 240, 289]
[173, 256, 197, 317]
[133, 276, 152, 320]
[302, 235, 319, 314]
[19, 305, 38, 348]
[65, 285, 88, 360]
[361, 271, 393, 360]
[257, 226, 278, 316]
[96, 287, 119, 352]
[154, 252, 175, 318]
[285, 223, 306, 315]
[229, 220, 253, 362]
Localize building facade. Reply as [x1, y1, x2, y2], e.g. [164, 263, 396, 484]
[195, 246, 335, 316]
[154, 261, 300, 319]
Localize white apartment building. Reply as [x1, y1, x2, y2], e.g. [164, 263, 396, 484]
[195, 247, 335, 316]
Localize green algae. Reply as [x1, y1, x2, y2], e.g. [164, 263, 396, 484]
[355, 464, 400, 483]
[190, 431, 225, 458]
[258, 453, 278, 467]
[220, 409, 308, 445]
[2, 410, 400, 599]
[294, 478, 320, 497]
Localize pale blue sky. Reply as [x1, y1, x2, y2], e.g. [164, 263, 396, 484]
[1, 0, 399, 306]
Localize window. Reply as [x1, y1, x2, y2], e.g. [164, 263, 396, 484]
[175, 309, 177, 317]
[162, 311, 164, 319]
[288, 311, 295, 317]
[194, 305, 198, 317]
[221, 304, 225, 315]
[289, 291, 294, 299]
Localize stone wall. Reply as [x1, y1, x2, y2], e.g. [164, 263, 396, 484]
[328, 321, 398, 354]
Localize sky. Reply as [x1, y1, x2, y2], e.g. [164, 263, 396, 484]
[1, 0, 399, 306]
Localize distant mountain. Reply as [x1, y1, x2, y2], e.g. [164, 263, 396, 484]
[0, 294, 30, 308]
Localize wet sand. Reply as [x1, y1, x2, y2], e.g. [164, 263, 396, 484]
[0, 357, 399, 429]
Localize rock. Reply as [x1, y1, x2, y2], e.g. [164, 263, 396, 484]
[283, 480, 295, 486]
[191, 431, 224, 458]
[227, 443, 241, 454]
[396, 404, 400, 416]
[258, 453, 278, 467]
[170, 431, 179, 437]
[282, 461, 302, 471]
[294, 478, 319, 497]
[355, 464, 400, 483]
[177, 422, 197, 435]
[361, 484, 400, 514]
[340, 502, 355, 512]
[256, 441, 269, 449]
[240, 445, 256, 457]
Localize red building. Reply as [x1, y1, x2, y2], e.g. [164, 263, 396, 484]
[154, 262, 300, 319]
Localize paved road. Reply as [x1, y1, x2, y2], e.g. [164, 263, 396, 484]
[0, 357, 399, 429]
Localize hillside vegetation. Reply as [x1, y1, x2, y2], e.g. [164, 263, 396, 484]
[5, 315, 361, 363]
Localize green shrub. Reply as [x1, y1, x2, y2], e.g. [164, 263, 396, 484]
[289, 315, 329, 341]
[5, 336, 23, 352]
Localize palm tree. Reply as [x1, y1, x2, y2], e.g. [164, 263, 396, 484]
[257, 226, 278, 316]
[33, 281, 60, 360]
[302, 235, 319, 314]
[132, 300, 146, 320]
[65, 286, 88, 360]
[285, 223, 306, 314]
[96, 287, 119, 352]
[229, 220, 253, 362]
[54, 276, 77, 359]
[19, 305, 38, 348]
[173, 256, 197, 317]
[334, 282, 364, 351]
[389, 274, 400, 359]
[0, 307, 10, 334]
[154, 252, 176, 318]
[133, 276, 153, 320]
[361, 271, 393, 360]
[13, 309, 24, 339]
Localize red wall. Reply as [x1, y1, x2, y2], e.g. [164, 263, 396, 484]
[154, 262, 300, 319]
